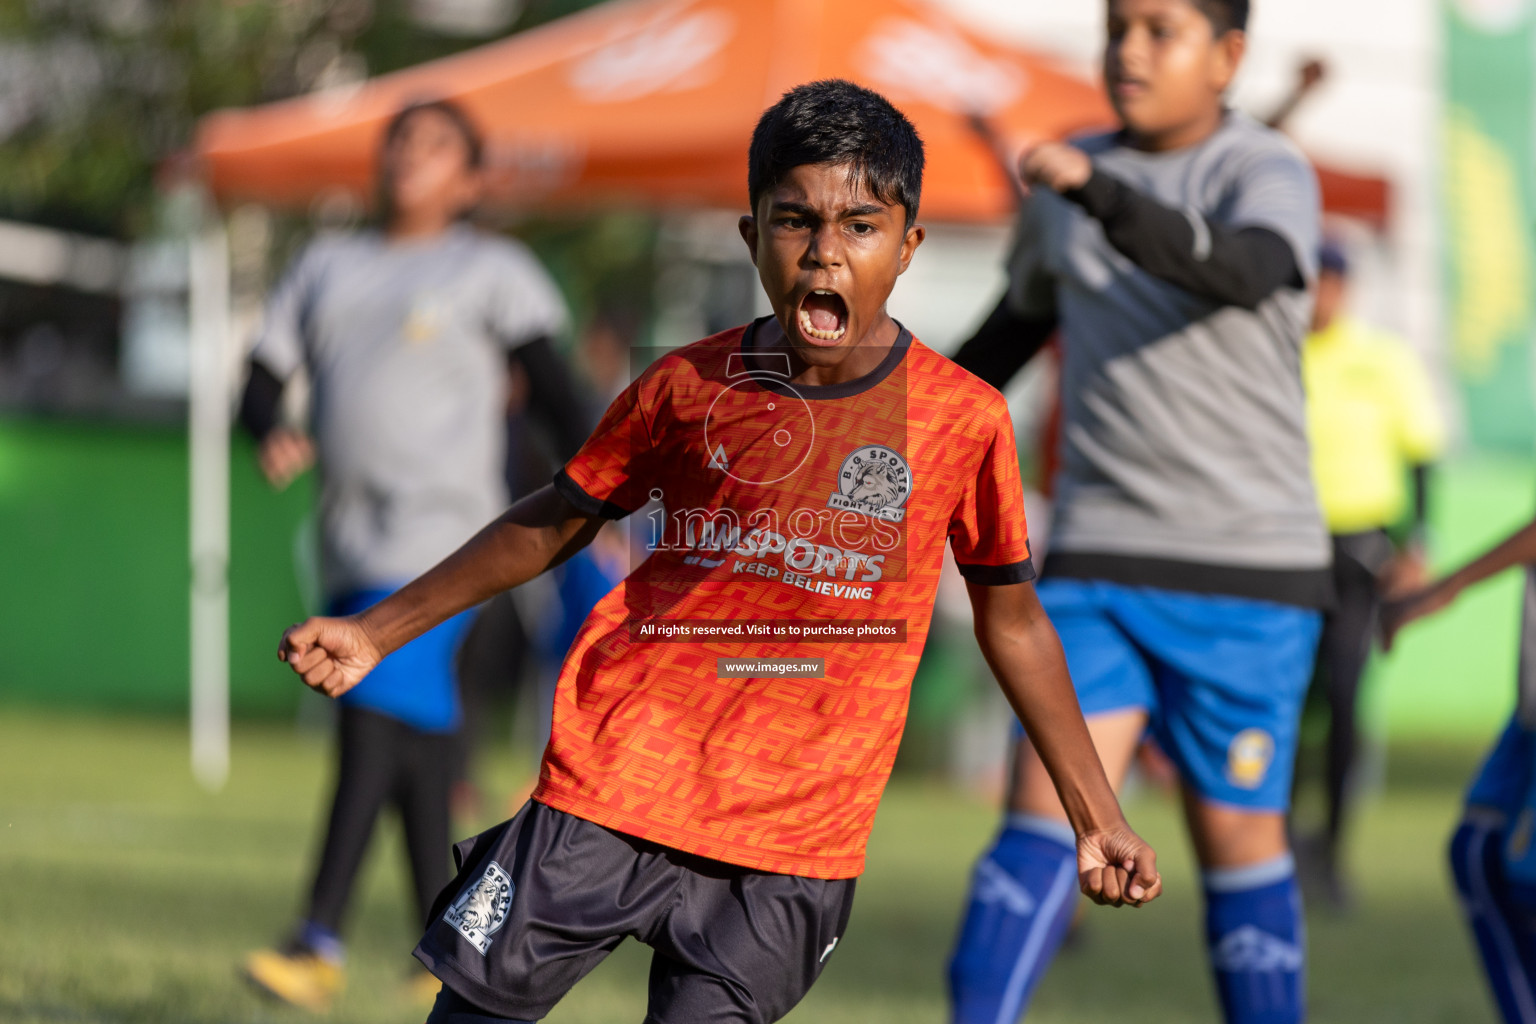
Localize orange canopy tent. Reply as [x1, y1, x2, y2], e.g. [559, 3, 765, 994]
[195, 0, 1114, 223]
[195, 0, 1393, 226]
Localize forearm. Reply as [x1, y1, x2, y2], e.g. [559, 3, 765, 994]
[1063, 170, 1302, 309]
[1442, 519, 1536, 598]
[974, 596, 1124, 834]
[952, 297, 1057, 390]
[357, 485, 601, 656]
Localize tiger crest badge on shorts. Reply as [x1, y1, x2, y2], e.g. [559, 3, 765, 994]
[827, 446, 912, 523]
[444, 860, 513, 954]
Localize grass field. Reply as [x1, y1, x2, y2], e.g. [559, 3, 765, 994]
[0, 711, 1497, 1024]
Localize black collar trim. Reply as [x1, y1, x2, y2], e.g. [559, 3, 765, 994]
[734, 316, 911, 401]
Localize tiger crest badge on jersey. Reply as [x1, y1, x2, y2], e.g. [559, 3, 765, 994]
[828, 446, 913, 523]
[444, 860, 513, 955]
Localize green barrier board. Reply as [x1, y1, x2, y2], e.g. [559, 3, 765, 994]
[0, 418, 312, 716]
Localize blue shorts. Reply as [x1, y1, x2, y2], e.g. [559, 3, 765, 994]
[1027, 578, 1322, 811]
[1465, 719, 1536, 897]
[1468, 719, 1536, 817]
[331, 587, 473, 734]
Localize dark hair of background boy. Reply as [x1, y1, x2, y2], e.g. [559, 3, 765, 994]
[1191, 0, 1248, 34]
[747, 79, 925, 229]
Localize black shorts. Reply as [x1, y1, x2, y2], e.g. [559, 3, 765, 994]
[415, 800, 857, 1024]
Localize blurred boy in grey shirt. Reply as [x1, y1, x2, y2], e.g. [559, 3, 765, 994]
[948, 3, 1327, 1023]
[237, 99, 585, 1010]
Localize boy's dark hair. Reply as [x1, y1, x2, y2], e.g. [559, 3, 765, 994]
[748, 79, 924, 229]
[1193, 0, 1249, 33]
[382, 99, 484, 169]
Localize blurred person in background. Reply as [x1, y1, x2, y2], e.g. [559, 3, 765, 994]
[578, 305, 643, 404]
[235, 98, 586, 1011]
[453, 330, 600, 822]
[1383, 519, 1536, 1024]
[1293, 239, 1445, 911]
[946, 2, 1327, 1022]
[466, 308, 637, 811]
[522, 308, 637, 759]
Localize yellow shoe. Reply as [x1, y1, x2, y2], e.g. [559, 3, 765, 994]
[405, 968, 444, 1008]
[243, 945, 345, 1011]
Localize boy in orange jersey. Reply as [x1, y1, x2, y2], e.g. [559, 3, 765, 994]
[276, 79, 1159, 1024]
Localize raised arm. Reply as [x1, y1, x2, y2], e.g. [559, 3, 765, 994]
[968, 579, 1162, 907]
[280, 484, 605, 697]
[1021, 143, 1305, 310]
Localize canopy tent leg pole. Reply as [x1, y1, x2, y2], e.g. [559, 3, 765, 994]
[189, 203, 231, 792]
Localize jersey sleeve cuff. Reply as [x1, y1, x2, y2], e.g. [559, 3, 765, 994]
[553, 469, 634, 520]
[955, 558, 1038, 586]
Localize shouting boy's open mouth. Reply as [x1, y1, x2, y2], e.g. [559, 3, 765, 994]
[796, 289, 848, 345]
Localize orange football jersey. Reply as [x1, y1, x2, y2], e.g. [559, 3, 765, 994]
[536, 320, 1033, 878]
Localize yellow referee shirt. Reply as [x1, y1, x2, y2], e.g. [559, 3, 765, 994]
[1303, 317, 1446, 535]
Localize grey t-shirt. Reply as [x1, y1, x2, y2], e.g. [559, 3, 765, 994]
[252, 224, 569, 597]
[1010, 112, 1329, 594]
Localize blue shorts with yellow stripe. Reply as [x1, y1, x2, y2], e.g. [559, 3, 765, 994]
[1023, 578, 1322, 811]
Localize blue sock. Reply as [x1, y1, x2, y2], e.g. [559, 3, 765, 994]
[1450, 817, 1536, 1023]
[949, 814, 1079, 1024]
[1204, 855, 1305, 1024]
[297, 920, 345, 965]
